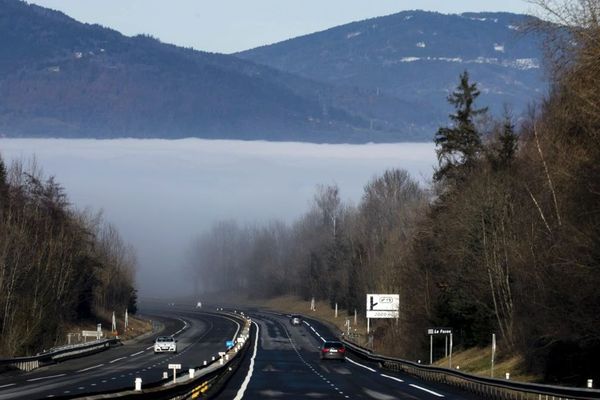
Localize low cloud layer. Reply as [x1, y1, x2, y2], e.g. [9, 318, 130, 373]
[0, 138, 436, 298]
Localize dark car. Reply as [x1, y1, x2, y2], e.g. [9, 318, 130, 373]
[320, 341, 346, 361]
[290, 315, 302, 326]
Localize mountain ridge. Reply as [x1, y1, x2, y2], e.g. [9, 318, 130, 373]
[0, 2, 548, 142]
[237, 10, 547, 126]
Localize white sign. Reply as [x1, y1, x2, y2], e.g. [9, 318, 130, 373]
[168, 364, 182, 370]
[82, 330, 102, 339]
[366, 294, 399, 319]
[427, 328, 452, 335]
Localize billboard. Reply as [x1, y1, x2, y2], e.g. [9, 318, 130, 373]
[366, 294, 399, 318]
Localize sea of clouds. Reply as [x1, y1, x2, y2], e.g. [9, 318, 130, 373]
[0, 138, 436, 297]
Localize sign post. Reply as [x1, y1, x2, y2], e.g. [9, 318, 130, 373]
[430, 334, 433, 365]
[427, 328, 453, 365]
[168, 364, 181, 384]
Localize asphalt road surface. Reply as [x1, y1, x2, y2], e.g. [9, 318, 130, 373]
[0, 307, 239, 400]
[219, 309, 483, 400]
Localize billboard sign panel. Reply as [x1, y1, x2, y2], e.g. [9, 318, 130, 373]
[366, 294, 399, 318]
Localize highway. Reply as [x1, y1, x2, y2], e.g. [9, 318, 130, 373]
[0, 307, 239, 400]
[219, 310, 482, 400]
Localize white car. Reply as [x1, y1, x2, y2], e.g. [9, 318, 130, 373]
[154, 336, 177, 353]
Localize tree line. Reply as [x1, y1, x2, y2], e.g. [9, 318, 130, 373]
[189, 1, 600, 383]
[0, 158, 137, 357]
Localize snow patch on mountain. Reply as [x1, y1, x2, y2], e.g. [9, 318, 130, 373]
[386, 55, 539, 70]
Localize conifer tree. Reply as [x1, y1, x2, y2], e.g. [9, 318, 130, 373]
[497, 113, 518, 167]
[434, 71, 487, 182]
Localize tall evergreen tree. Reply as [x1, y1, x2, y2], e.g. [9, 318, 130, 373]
[497, 114, 518, 167]
[434, 71, 487, 182]
[0, 157, 8, 215]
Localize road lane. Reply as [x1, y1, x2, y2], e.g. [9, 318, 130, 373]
[0, 309, 239, 400]
[220, 310, 482, 400]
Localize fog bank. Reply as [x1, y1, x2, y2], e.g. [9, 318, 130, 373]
[0, 138, 436, 298]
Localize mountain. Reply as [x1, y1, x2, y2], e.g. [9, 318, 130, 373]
[0, 0, 425, 142]
[237, 10, 547, 127]
[0, 2, 548, 142]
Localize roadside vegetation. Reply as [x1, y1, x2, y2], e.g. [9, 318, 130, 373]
[189, 0, 599, 385]
[0, 158, 137, 357]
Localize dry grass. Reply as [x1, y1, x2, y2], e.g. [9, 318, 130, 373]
[61, 310, 152, 346]
[434, 346, 538, 382]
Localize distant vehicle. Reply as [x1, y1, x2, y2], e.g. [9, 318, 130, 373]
[196, 301, 202, 308]
[320, 341, 346, 361]
[290, 315, 302, 326]
[154, 336, 177, 353]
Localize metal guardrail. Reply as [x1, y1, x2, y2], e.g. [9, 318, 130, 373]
[0, 338, 119, 372]
[342, 339, 600, 400]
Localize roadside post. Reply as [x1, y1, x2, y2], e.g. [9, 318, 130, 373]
[491, 333, 496, 378]
[168, 364, 181, 384]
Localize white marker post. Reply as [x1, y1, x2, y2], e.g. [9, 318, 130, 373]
[491, 333, 496, 378]
[168, 364, 181, 384]
[449, 333, 453, 369]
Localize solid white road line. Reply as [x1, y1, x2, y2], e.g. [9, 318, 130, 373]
[233, 320, 260, 400]
[0, 383, 16, 389]
[346, 357, 376, 372]
[109, 357, 126, 364]
[380, 373, 404, 383]
[26, 374, 66, 382]
[130, 351, 144, 357]
[409, 383, 445, 397]
[146, 345, 154, 350]
[77, 364, 104, 373]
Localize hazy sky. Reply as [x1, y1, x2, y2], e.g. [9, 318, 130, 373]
[28, 0, 533, 53]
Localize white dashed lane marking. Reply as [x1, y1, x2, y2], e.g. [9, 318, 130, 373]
[409, 384, 445, 397]
[380, 373, 404, 383]
[109, 357, 126, 364]
[346, 357, 376, 372]
[0, 383, 16, 389]
[77, 364, 104, 373]
[27, 374, 66, 382]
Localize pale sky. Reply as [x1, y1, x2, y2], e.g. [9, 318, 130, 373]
[28, 0, 533, 53]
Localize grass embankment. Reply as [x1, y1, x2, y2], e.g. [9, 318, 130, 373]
[62, 310, 153, 346]
[244, 294, 539, 383]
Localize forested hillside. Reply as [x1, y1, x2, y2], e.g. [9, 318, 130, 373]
[0, 157, 137, 357]
[0, 0, 430, 142]
[237, 10, 546, 129]
[189, 1, 600, 384]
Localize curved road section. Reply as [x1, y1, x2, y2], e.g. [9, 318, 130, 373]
[220, 310, 482, 400]
[0, 308, 239, 400]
